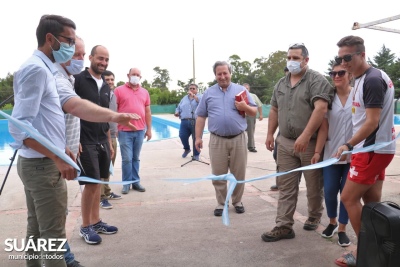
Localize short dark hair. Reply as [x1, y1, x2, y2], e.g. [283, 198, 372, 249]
[213, 61, 232, 75]
[103, 70, 114, 77]
[336, 35, 365, 53]
[36, 15, 76, 47]
[288, 43, 309, 58]
[188, 83, 198, 89]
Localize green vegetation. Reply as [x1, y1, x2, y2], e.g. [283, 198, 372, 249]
[1, 45, 400, 109]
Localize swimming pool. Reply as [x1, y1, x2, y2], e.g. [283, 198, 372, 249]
[0, 116, 180, 166]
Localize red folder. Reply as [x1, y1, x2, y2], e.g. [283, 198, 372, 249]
[235, 90, 249, 117]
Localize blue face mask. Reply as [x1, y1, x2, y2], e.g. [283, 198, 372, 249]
[51, 35, 75, 63]
[66, 59, 84, 75]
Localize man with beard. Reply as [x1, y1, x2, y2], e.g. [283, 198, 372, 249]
[74, 45, 120, 245]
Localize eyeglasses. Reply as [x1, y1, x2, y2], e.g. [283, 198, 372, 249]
[329, 70, 346, 78]
[334, 52, 360, 64]
[57, 34, 75, 47]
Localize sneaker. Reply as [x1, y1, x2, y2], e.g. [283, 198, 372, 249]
[100, 199, 113, 209]
[261, 226, 295, 242]
[121, 185, 129, 194]
[338, 232, 351, 247]
[321, 223, 338, 238]
[67, 260, 84, 267]
[270, 185, 279, 191]
[79, 225, 102, 245]
[92, 220, 118, 235]
[303, 217, 321, 231]
[193, 155, 199, 161]
[108, 192, 122, 200]
[182, 149, 191, 158]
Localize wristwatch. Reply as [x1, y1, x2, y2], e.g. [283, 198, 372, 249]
[343, 143, 353, 151]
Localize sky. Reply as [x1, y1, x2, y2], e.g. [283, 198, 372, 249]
[1, 0, 400, 90]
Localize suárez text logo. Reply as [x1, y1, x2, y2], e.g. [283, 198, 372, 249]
[4, 237, 67, 252]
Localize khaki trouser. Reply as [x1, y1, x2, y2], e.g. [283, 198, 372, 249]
[101, 137, 117, 200]
[275, 135, 324, 228]
[209, 132, 247, 209]
[17, 156, 67, 267]
[246, 116, 256, 149]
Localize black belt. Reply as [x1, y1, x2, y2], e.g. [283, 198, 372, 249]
[182, 118, 195, 120]
[211, 132, 242, 139]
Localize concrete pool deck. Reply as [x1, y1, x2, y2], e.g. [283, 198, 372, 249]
[1, 114, 400, 266]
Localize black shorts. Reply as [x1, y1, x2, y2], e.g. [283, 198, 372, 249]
[78, 143, 111, 185]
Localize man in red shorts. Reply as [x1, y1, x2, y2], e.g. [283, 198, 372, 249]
[334, 35, 396, 266]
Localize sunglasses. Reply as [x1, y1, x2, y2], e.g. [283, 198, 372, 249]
[329, 70, 346, 78]
[334, 52, 360, 64]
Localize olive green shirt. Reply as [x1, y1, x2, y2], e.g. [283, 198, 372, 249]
[271, 68, 334, 140]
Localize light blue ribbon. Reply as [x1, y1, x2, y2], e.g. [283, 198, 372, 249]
[167, 132, 400, 226]
[1, 110, 133, 185]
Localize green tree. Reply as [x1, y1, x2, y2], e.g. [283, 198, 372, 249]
[0, 72, 14, 108]
[151, 67, 171, 90]
[228, 54, 252, 84]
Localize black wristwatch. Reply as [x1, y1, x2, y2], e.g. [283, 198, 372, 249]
[343, 143, 353, 151]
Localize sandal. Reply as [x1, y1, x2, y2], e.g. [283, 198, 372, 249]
[335, 251, 356, 267]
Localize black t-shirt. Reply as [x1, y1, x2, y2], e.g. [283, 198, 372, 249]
[74, 68, 110, 144]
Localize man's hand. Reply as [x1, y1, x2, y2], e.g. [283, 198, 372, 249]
[335, 145, 349, 161]
[195, 138, 203, 153]
[235, 99, 248, 111]
[174, 112, 179, 117]
[265, 134, 275, 152]
[145, 130, 152, 141]
[294, 134, 310, 153]
[65, 147, 76, 163]
[258, 114, 263, 121]
[54, 156, 77, 180]
[113, 113, 140, 131]
[110, 144, 115, 159]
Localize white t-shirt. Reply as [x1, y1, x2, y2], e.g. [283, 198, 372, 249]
[352, 67, 396, 154]
[323, 89, 353, 163]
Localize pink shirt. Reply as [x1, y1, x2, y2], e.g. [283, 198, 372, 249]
[114, 83, 150, 131]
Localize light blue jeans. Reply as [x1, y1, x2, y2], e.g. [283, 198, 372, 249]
[118, 130, 145, 188]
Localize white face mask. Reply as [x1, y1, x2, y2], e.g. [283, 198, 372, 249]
[130, 75, 140, 85]
[286, 60, 302, 75]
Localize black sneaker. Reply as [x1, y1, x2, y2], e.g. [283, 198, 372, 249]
[338, 232, 351, 247]
[303, 217, 321, 231]
[261, 226, 295, 242]
[67, 260, 85, 267]
[321, 223, 338, 238]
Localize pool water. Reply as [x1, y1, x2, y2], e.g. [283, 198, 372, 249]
[0, 116, 180, 166]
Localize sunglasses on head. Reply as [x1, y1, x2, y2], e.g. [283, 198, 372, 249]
[334, 52, 361, 64]
[329, 70, 346, 78]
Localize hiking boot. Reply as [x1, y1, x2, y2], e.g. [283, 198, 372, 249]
[100, 199, 113, 209]
[303, 217, 321, 231]
[261, 226, 295, 242]
[79, 225, 101, 245]
[321, 223, 338, 238]
[108, 192, 122, 200]
[338, 232, 351, 247]
[92, 220, 118, 234]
